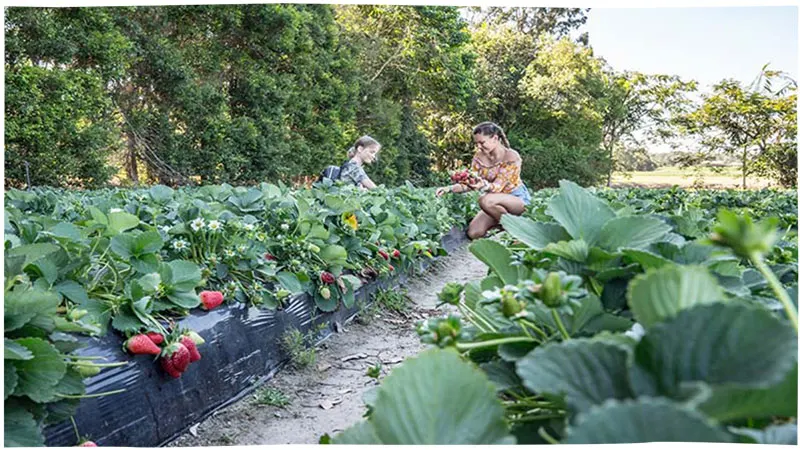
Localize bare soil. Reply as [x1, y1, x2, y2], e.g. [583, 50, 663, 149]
[166, 244, 487, 446]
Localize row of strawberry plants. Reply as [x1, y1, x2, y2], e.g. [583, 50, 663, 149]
[328, 181, 798, 444]
[3, 182, 479, 447]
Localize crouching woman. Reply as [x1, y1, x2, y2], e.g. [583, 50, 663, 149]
[436, 122, 532, 240]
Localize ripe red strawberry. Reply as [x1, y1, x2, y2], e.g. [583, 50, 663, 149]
[392, 249, 400, 258]
[320, 271, 335, 284]
[180, 335, 202, 363]
[125, 334, 161, 355]
[160, 343, 191, 378]
[78, 441, 97, 447]
[199, 290, 224, 310]
[388, 265, 395, 272]
[378, 250, 389, 260]
[145, 332, 164, 345]
[264, 253, 276, 261]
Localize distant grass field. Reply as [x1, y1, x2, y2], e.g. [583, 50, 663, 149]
[611, 166, 774, 190]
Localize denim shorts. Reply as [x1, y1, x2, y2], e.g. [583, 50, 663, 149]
[509, 184, 532, 205]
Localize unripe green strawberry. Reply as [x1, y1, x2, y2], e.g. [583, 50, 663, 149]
[307, 243, 321, 253]
[276, 288, 291, 299]
[185, 330, 205, 345]
[74, 363, 102, 377]
[436, 322, 454, 338]
[68, 309, 88, 321]
[320, 287, 331, 300]
[502, 295, 523, 318]
[540, 272, 565, 307]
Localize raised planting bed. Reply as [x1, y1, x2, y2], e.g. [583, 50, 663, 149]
[43, 227, 469, 447]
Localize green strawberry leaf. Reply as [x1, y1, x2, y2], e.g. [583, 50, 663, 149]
[627, 264, 727, 328]
[4, 404, 45, 447]
[10, 338, 66, 403]
[564, 398, 732, 443]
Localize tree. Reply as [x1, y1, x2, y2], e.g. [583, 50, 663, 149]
[514, 35, 611, 188]
[334, 5, 475, 186]
[599, 71, 697, 185]
[615, 144, 657, 172]
[464, 7, 588, 38]
[5, 7, 128, 188]
[677, 66, 797, 188]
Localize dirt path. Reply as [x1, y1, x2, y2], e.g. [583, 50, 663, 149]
[166, 244, 487, 446]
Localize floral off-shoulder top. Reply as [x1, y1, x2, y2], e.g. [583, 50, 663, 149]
[470, 154, 522, 194]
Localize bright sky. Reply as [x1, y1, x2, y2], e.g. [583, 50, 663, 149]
[582, 6, 799, 91]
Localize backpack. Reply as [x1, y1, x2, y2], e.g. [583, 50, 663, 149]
[319, 164, 343, 182]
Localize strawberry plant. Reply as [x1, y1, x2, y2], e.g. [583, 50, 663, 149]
[5, 181, 478, 446]
[330, 180, 798, 445]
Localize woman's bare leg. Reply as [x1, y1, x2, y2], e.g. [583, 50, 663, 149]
[478, 193, 526, 222]
[467, 211, 497, 240]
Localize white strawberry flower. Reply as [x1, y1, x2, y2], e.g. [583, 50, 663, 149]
[237, 244, 248, 254]
[243, 223, 255, 232]
[624, 323, 646, 341]
[280, 223, 290, 231]
[207, 220, 223, 232]
[224, 249, 236, 258]
[172, 239, 189, 251]
[190, 217, 206, 231]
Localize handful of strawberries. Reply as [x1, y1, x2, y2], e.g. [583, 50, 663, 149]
[450, 168, 481, 186]
[121, 290, 225, 379]
[124, 328, 206, 379]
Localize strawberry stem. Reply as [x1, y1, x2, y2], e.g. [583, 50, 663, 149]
[551, 309, 571, 340]
[68, 361, 128, 368]
[750, 252, 798, 333]
[538, 426, 561, 444]
[455, 336, 534, 351]
[70, 416, 80, 442]
[56, 388, 127, 399]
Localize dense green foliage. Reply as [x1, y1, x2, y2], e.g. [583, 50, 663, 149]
[3, 182, 478, 446]
[676, 66, 797, 188]
[331, 182, 798, 445]
[5, 6, 795, 190]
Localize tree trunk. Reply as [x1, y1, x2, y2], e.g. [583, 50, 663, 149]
[125, 128, 139, 186]
[741, 147, 747, 190]
[606, 141, 614, 187]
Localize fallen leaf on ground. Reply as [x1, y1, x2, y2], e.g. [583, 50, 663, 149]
[341, 353, 368, 362]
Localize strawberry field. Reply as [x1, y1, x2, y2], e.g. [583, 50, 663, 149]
[4, 182, 798, 446]
[3, 182, 478, 447]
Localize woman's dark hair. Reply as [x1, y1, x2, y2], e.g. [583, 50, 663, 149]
[473, 122, 510, 148]
[347, 135, 381, 158]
